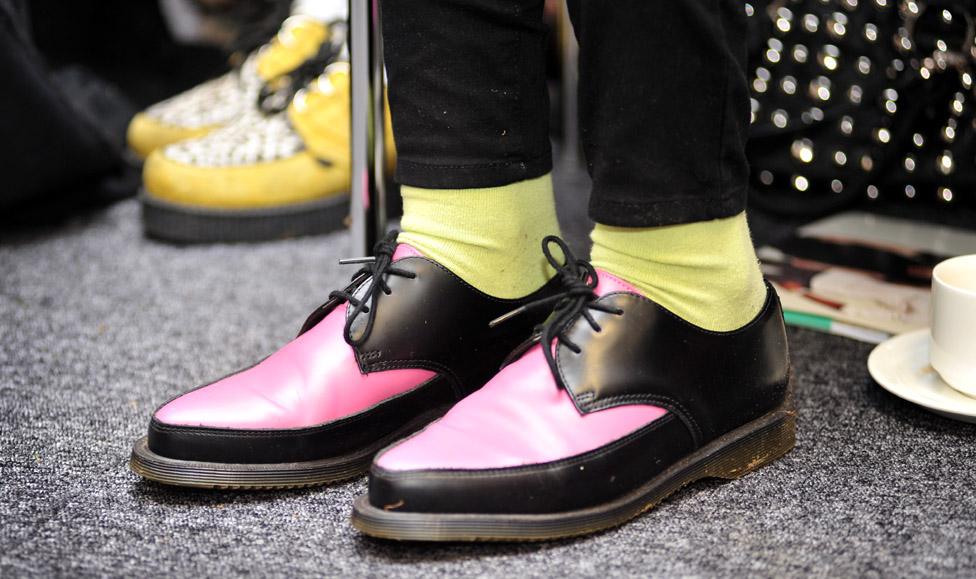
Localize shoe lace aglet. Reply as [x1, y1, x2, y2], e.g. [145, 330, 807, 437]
[339, 256, 376, 265]
[489, 306, 527, 328]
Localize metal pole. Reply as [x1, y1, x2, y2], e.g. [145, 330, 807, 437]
[348, 0, 386, 256]
[560, 3, 580, 165]
[370, 0, 388, 240]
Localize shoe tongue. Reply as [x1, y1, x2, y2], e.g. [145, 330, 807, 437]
[256, 16, 330, 82]
[392, 243, 424, 261]
[593, 269, 643, 298]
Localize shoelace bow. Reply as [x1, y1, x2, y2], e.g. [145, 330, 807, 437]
[490, 236, 623, 383]
[330, 230, 416, 347]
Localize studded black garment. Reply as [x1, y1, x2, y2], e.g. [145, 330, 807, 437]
[747, 0, 976, 215]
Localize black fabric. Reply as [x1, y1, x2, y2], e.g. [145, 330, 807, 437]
[379, 0, 751, 227]
[368, 413, 694, 514]
[0, 0, 137, 214]
[379, 0, 553, 189]
[147, 376, 456, 464]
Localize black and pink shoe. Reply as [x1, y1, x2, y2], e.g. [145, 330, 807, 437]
[352, 237, 795, 541]
[129, 232, 561, 489]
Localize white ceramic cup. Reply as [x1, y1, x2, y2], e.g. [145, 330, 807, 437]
[930, 254, 976, 398]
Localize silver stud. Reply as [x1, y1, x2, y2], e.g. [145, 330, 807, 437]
[866, 185, 879, 199]
[905, 184, 916, 198]
[864, 23, 879, 42]
[781, 76, 798, 95]
[940, 187, 954, 202]
[951, 93, 965, 115]
[834, 150, 848, 166]
[857, 56, 872, 75]
[898, 29, 913, 52]
[810, 76, 832, 101]
[831, 179, 845, 193]
[793, 44, 809, 63]
[912, 133, 924, 147]
[775, 7, 793, 33]
[861, 155, 874, 171]
[793, 175, 810, 191]
[819, 45, 840, 71]
[938, 150, 954, 175]
[848, 84, 863, 104]
[904, 155, 916, 172]
[803, 14, 819, 33]
[828, 12, 848, 38]
[759, 170, 774, 185]
[772, 109, 789, 128]
[791, 139, 815, 163]
[841, 116, 855, 135]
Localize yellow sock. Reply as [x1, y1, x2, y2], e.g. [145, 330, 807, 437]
[590, 211, 767, 332]
[398, 174, 561, 299]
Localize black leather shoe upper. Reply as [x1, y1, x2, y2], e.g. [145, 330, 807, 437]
[367, 237, 791, 514]
[555, 283, 790, 447]
[301, 248, 563, 400]
[147, 233, 562, 464]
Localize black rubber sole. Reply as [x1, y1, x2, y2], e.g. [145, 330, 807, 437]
[130, 408, 446, 490]
[351, 403, 796, 542]
[140, 189, 350, 244]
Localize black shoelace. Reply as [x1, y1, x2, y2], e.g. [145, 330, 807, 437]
[490, 236, 623, 384]
[330, 230, 416, 347]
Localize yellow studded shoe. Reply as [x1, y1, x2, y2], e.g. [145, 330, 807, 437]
[127, 15, 331, 159]
[142, 63, 373, 243]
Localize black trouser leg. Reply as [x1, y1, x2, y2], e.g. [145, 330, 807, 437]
[379, 0, 551, 189]
[380, 0, 750, 227]
[567, 0, 751, 227]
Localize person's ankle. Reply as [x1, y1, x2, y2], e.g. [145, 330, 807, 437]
[589, 212, 766, 331]
[398, 173, 561, 299]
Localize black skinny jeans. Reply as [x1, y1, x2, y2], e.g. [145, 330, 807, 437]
[380, 0, 751, 227]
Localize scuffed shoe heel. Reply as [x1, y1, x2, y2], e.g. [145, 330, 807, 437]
[702, 410, 796, 481]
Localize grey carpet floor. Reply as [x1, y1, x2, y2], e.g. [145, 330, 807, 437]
[3, 194, 976, 577]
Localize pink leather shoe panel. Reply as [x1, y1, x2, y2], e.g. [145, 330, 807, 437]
[154, 301, 437, 430]
[392, 244, 423, 261]
[376, 269, 664, 472]
[593, 268, 641, 297]
[376, 342, 666, 471]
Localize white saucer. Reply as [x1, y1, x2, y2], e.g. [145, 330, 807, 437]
[868, 328, 976, 424]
